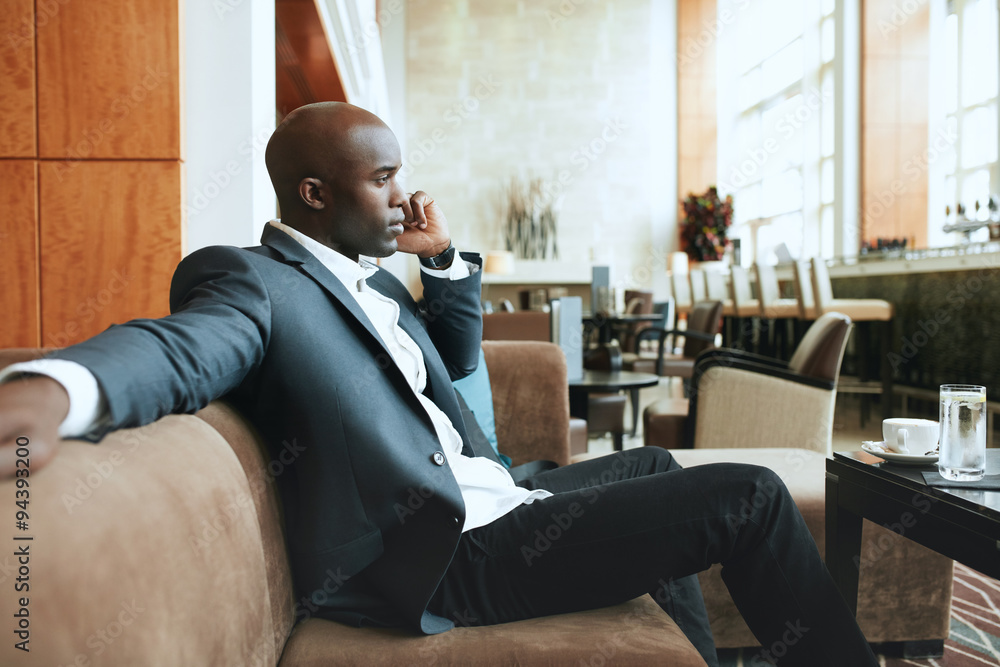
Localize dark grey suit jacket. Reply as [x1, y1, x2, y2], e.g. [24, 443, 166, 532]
[52, 225, 484, 634]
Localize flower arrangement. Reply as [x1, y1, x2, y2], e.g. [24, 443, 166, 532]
[679, 186, 733, 262]
[499, 176, 559, 260]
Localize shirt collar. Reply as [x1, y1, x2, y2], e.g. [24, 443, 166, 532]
[269, 219, 377, 292]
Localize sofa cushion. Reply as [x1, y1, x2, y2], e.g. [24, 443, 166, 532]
[278, 594, 707, 666]
[453, 348, 509, 466]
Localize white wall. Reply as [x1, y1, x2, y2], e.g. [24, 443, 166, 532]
[184, 0, 276, 252]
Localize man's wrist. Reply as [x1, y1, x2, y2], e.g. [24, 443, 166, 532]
[419, 241, 456, 268]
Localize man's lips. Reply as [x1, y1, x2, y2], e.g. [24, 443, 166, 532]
[389, 222, 405, 235]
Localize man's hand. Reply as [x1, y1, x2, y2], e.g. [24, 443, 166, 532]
[397, 190, 452, 259]
[0, 376, 67, 479]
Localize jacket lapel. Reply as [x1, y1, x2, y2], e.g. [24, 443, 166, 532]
[260, 226, 453, 439]
[260, 225, 392, 355]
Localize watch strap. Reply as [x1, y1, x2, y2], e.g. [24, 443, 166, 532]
[419, 242, 456, 269]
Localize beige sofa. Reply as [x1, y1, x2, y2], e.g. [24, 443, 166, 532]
[0, 342, 706, 667]
[0, 342, 951, 665]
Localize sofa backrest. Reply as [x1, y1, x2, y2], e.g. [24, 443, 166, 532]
[482, 311, 551, 341]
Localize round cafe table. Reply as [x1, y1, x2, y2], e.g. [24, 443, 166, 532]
[568, 370, 660, 449]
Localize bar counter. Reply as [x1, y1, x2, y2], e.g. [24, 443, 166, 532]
[807, 243, 1000, 401]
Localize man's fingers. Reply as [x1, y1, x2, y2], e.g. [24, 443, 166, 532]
[408, 192, 428, 228]
[400, 196, 414, 223]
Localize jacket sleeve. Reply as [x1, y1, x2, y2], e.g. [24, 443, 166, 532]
[418, 251, 483, 381]
[48, 246, 272, 439]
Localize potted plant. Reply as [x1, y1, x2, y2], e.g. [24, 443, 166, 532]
[679, 186, 733, 263]
[499, 176, 559, 260]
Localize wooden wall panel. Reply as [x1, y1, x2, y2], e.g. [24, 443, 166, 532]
[0, 161, 40, 347]
[0, 0, 36, 157]
[39, 161, 182, 346]
[36, 0, 182, 160]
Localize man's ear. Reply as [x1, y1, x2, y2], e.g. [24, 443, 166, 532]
[299, 178, 327, 210]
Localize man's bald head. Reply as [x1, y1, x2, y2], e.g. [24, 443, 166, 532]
[263, 102, 408, 260]
[265, 102, 393, 215]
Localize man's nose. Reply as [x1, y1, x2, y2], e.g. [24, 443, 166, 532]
[390, 178, 407, 206]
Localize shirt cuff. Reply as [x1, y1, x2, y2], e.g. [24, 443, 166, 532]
[419, 250, 478, 280]
[0, 359, 107, 438]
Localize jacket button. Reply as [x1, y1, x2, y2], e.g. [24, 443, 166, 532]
[432, 451, 446, 466]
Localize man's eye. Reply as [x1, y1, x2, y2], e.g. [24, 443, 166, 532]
[376, 176, 390, 183]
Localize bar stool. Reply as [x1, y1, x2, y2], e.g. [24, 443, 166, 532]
[670, 272, 693, 318]
[689, 268, 708, 302]
[754, 263, 799, 359]
[704, 269, 736, 345]
[728, 265, 760, 351]
[810, 257, 895, 421]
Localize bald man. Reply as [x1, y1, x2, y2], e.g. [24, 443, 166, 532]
[0, 103, 876, 666]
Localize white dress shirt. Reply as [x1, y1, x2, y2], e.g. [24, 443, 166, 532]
[0, 220, 551, 531]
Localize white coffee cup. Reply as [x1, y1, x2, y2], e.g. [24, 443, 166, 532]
[882, 418, 938, 455]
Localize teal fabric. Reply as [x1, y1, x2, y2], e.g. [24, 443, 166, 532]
[453, 349, 511, 468]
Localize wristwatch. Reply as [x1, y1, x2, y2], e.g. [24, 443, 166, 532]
[419, 242, 456, 269]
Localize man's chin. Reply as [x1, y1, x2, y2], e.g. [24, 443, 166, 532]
[368, 239, 398, 259]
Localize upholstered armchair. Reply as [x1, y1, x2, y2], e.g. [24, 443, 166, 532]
[644, 312, 852, 454]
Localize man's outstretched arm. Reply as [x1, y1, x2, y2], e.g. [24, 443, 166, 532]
[0, 245, 274, 480]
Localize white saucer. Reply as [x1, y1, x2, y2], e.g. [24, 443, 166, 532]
[861, 441, 939, 465]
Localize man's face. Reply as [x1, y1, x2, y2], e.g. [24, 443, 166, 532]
[321, 124, 407, 260]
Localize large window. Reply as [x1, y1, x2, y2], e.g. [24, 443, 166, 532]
[930, 0, 999, 246]
[716, 0, 838, 264]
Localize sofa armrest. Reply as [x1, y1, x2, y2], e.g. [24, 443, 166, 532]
[482, 341, 570, 467]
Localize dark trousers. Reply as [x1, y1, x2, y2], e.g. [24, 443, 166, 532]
[428, 448, 877, 667]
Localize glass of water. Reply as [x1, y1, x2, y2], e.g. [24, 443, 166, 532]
[938, 384, 987, 481]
